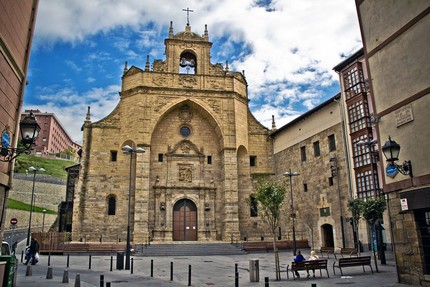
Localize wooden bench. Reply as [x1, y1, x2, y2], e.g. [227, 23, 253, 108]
[242, 242, 271, 252]
[287, 259, 329, 280]
[340, 247, 358, 257]
[320, 247, 336, 259]
[332, 256, 373, 276]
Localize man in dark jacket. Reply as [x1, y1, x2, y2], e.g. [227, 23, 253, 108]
[28, 238, 39, 265]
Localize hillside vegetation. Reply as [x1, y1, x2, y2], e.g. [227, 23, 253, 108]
[7, 198, 57, 214]
[9, 154, 77, 213]
[14, 154, 77, 180]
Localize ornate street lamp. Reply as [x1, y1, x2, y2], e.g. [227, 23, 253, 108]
[122, 144, 145, 270]
[26, 166, 45, 246]
[283, 169, 299, 256]
[42, 209, 47, 233]
[1, 111, 41, 162]
[381, 136, 412, 177]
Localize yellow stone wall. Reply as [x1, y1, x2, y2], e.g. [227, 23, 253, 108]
[72, 25, 274, 243]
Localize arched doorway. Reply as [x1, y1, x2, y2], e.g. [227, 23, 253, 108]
[321, 224, 335, 247]
[173, 199, 198, 241]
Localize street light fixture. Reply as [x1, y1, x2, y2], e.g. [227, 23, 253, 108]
[122, 144, 145, 270]
[381, 136, 412, 177]
[42, 209, 47, 233]
[283, 169, 299, 256]
[26, 166, 45, 246]
[0, 111, 41, 162]
[357, 138, 386, 265]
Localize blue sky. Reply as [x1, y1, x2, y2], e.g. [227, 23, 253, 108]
[24, 0, 362, 144]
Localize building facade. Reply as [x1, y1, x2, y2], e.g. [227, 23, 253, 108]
[271, 95, 354, 251]
[333, 49, 393, 254]
[21, 109, 81, 159]
[72, 23, 275, 243]
[355, 1, 430, 285]
[0, 0, 39, 242]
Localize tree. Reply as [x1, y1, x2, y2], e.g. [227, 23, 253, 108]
[362, 197, 387, 271]
[303, 212, 316, 250]
[347, 198, 363, 255]
[247, 178, 286, 281]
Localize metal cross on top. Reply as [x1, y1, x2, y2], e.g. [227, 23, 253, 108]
[182, 7, 194, 26]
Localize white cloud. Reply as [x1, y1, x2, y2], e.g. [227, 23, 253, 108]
[26, 85, 121, 143]
[30, 0, 361, 134]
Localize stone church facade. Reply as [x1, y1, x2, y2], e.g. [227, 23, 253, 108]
[72, 23, 275, 243]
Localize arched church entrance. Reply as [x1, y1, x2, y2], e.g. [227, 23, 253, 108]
[173, 199, 198, 241]
[321, 224, 335, 247]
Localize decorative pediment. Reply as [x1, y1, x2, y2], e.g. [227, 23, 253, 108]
[167, 139, 204, 156]
[123, 66, 143, 77]
[174, 31, 204, 41]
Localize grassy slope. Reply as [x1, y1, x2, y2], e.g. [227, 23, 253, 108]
[10, 154, 77, 214]
[14, 154, 76, 180]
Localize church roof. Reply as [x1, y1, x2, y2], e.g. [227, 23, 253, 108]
[173, 30, 205, 41]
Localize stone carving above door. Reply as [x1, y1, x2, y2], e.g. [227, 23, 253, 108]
[178, 165, 193, 182]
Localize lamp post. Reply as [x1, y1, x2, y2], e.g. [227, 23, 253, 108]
[42, 209, 47, 232]
[283, 169, 300, 256]
[381, 136, 412, 177]
[26, 166, 45, 246]
[357, 138, 386, 265]
[0, 110, 40, 162]
[122, 145, 145, 270]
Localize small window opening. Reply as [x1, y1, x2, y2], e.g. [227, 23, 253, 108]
[328, 134, 336, 151]
[110, 151, 117, 162]
[250, 156, 256, 167]
[207, 155, 212, 164]
[158, 153, 163, 162]
[301, 146, 307, 162]
[313, 141, 320, 157]
[250, 196, 258, 217]
[108, 196, 116, 215]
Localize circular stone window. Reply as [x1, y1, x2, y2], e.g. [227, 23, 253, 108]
[180, 126, 191, 137]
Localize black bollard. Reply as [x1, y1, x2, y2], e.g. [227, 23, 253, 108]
[150, 259, 153, 277]
[21, 250, 24, 263]
[170, 262, 173, 281]
[89, 255, 92, 269]
[48, 252, 51, 266]
[100, 274, 104, 287]
[235, 263, 238, 274]
[106, 282, 111, 287]
[235, 271, 239, 287]
[67, 254, 70, 268]
[311, 284, 317, 287]
[131, 258, 134, 274]
[265, 277, 269, 287]
[110, 256, 113, 271]
[188, 265, 192, 286]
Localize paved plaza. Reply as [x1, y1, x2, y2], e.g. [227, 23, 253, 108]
[14, 241, 422, 287]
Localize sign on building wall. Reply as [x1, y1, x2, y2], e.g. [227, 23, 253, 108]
[395, 104, 414, 127]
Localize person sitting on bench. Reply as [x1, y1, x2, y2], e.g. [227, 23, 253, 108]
[308, 250, 319, 277]
[294, 250, 307, 278]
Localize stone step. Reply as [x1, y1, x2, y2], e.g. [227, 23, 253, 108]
[140, 243, 247, 256]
